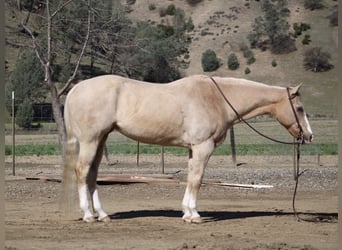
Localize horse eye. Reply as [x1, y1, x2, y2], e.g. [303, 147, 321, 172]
[297, 106, 304, 112]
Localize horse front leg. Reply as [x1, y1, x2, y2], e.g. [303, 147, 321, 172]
[182, 141, 214, 223]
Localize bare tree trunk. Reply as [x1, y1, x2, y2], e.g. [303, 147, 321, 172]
[22, 0, 91, 159]
[50, 83, 66, 158]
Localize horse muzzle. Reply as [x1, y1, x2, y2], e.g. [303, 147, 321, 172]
[302, 133, 313, 144]
[288, 124, 313, 144]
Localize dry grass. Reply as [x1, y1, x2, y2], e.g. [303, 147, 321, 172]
[126, 0, 338, 117]
[5, 1, 337, 118]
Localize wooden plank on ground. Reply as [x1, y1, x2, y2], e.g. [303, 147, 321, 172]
[25, 173, 179, 185]
[203, 181, 273, 189]
[24, 174, 272, 189]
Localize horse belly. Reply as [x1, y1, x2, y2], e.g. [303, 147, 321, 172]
[116, 115, 186, 146]
[115, 103, 188, 147]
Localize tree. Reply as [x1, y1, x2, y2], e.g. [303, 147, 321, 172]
[7, 0, 190, 155]
[85, 0, 136, 76]
[228, 53, 239, 70]
[128, 23, 182, 82]
[16, 98, 34, 129]
[303, 47, 334, 72]
[127, 8, 191, 82]
[7, 49, 46, 114]
[21, 0, 92, 157]
[201, 49, 219, 72]
[261, 0, 290, 43]
[247, 0, 296, 54]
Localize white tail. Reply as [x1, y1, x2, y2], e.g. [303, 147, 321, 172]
[59, 133, 79, 216]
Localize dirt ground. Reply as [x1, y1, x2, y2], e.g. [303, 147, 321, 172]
[5, 155, 338, 250]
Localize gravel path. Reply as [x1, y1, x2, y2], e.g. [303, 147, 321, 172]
[5, 154, 337, 192]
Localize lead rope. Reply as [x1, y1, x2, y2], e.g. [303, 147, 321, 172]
[292, 138, 301, 220]
[292, 138, 310, 221]
[209, 76, 306, 220]
[209, 77, 302, 145]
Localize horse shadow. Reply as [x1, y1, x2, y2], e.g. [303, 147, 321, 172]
[109, 209, 337, 224]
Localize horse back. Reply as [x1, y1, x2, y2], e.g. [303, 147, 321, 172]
[65, 75, 228, 146]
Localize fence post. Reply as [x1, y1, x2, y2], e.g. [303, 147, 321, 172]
[136, 141, 140, 166]
[230, 127, 236, 167]
[161, 146, 165, 174]
[11, 91, 15, 176]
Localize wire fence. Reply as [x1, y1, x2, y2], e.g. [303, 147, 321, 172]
[4, 100, 338, 169]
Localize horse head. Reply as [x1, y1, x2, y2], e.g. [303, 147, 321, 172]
[275, 84, 313, 144]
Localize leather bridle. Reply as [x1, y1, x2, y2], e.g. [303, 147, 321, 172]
[209, 76, 304, 145]
[286, 87, 304, 144]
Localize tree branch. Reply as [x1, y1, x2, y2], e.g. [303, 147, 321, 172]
[58, 0, 92, 97]
[5, 39, 34, 49]
[21, 23, 46, 67]
[51, 0, 74, 18]
[46, 0, 51, 75]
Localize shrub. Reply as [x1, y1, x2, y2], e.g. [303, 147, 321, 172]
[159, 7, 167, 17]
[327, 10, 338, 26]
[126, 0, 136, 5]
[271, 35, 296, 54]
[243, 49, 256, 65]
[201, 49, 220, 72]
[245, 67, 251, 74]
[16, 98, 34, 129]
[149, 3, 156, 11]
[293, 22, 311, 37]
[186, 0, 203, 6]
[228, 53, 239, 70]
[185, 17, 195, 32]
[271, 59, 277, 67]
[247, 32, 259, 48]
[8, 49, 46, 116]
[304, 0, 325, 10]
[301, 23, 311, 31]
[303, 47, 334, 72]
[302, 34, 311, 45]
[165, 4, 176, 15]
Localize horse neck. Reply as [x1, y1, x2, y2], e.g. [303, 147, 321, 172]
[220, 79, 285, 122]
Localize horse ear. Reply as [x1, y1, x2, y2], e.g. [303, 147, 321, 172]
[289, 83, 303, 97]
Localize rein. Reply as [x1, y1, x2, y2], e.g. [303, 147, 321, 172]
[209, 77, 303, 145]
[209, 76, 306, 221]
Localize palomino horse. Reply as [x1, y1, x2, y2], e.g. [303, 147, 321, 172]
[62, 74, 313, 223]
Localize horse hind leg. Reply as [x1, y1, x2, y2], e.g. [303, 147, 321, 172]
[76, 140, 102, 222]
[182, 140, 214, 223]
[87, 135, 110, 222]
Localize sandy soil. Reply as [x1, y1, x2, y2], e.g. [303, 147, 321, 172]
[5, 155, 338, 250]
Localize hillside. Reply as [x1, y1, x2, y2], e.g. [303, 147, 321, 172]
[125, 0, 338, 117]
[5, 0, 338, 117]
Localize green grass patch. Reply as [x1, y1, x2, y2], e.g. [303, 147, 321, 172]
[216, 143, 338, 156]
[5, 144, 61, 156]
[106, 143, 188, 156]
[5, 143, 337, 157]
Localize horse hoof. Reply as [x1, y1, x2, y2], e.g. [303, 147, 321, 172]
[182, 217, 192, 223]
[190, 217, 203, 224]
[99, 216, 111, 223]
[83, 216, 96, 223]
[182, 216, 203, 224]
